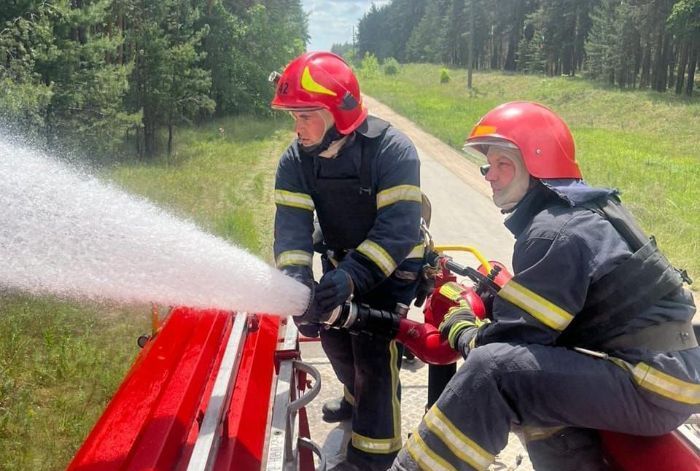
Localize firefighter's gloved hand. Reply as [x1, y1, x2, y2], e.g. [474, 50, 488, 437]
[295, 319, 321, 338]
[284, 269, 321, 338]
[414, 274, 434, 308]
[294, 283, 322, 338]
[439, 304, 481, 358]
[314, 269, 354, 317]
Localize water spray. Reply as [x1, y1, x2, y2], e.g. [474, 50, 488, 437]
[0, 136, 309, 316]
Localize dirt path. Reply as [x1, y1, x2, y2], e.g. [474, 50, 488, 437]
[362, 95, 515, 266]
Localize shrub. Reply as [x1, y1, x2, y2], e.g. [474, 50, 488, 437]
[360, 53, 380, 77]
[384, 57, 400, 75]
[440, 68, 450, 83]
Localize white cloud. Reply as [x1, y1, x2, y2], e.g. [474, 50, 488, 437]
[302, 0, 391, 51]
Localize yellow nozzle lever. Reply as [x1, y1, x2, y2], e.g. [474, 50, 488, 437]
[433, 245, 492, 273]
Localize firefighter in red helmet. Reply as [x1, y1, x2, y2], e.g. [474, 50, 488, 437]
[272, 52, 425, 471]
[391, 102, 698, 471]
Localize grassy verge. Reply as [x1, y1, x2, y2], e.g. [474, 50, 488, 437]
[360, 64, 699, 284]
[0, 115, 291, 469]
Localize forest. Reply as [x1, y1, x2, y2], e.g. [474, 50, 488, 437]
[348, 0, 698, 95]
[0, 0, 307, 158]
[2, 0, 698, 161]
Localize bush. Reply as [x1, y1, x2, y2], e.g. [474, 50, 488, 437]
[383, 58, 400, 75]
[360, 53, 380, 77]
[440, 68, 450, 84]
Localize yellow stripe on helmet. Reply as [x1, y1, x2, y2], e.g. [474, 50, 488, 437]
[301, 66, 337, 97]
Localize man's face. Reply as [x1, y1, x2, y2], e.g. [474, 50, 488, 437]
[290, 109, 333, 147]
[483, 145, 531, 210]
[484, 147, 517, 195]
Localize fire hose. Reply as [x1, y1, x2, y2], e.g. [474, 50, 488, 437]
[322, 246, 512, 366]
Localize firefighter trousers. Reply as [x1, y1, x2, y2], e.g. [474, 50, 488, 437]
[321, 327, 403, 470]
[390, 342, 690, 471]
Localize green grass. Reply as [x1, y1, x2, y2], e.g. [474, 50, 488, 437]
[0, 296, 149, 470]
[361, 64, 700, 284]
[0, 115, 292, 469]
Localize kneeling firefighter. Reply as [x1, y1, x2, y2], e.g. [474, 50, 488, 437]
[391, 102, 699, 471]
[270, 51, 425, 471]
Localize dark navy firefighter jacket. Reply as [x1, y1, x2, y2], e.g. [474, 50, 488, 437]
[274, 116, 424, 305]
[474, 181, 700, 413]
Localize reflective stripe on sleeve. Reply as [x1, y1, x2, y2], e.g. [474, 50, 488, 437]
[406, 433, 456, 471]
[423, 406, 495, 470]
[498, 280, 574, 331]
[376, 184, 422, 209]
[357, 240, 397, 276]
[406, 242, 425, 260]
[276, 250, 313, 268]
[274, 189, 314, 211]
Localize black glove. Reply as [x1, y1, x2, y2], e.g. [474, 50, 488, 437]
[314, 269, 354, 316]
[295, 320, 321, 338]
[414, 274, 435, 308]
[438, 302, 482, 358]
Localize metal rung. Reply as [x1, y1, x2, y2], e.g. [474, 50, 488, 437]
[265, 321, 324, 471]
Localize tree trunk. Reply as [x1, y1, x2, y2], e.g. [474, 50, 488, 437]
[686, 44, 698, 97]
[640, 45, 651, 89]
[467, 3, 474, 89]
[143, 105, 157, 158]
[167, 122, 173, 158]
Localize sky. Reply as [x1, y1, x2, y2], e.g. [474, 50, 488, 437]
[302, 0, 391, 52]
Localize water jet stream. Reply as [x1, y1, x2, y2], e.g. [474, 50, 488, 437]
[0, 137, 308, 317]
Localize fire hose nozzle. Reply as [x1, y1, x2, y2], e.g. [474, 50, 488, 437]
[323, 301, 401, 338]
[322, 301, 460, 365]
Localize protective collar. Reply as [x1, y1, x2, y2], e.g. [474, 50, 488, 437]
[540, 179, 617, 206]
[299, 125, 344, 157]
[503, 179, 618, 237]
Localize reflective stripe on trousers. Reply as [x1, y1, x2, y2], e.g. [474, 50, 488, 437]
[391, 342, 690, 471]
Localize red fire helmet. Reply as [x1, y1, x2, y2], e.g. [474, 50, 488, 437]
[270, 51, 368, 135]
[464, 101, 582, 179]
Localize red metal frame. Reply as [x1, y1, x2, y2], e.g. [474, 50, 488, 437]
[68, 307, 282, 471]
[601, 430, 700, 471]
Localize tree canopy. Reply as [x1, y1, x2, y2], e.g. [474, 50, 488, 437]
[357, 0, 698, 95]
[0, 0, 307, 158]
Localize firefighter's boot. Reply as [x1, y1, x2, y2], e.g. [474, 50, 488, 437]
[322, 396, 353, 423]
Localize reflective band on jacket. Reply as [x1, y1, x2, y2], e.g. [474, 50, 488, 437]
[274, 189, 314, 211]
[407, 242, 425, 260]
[376, 184, 422, 209]
[406, 432, 456, 471]
[423, 406, 494, 470]
[276, 250, 312, 268]
[613, 359, 700, 405]
[498, 280, 574, 331]
[357, 240, 397, 276]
